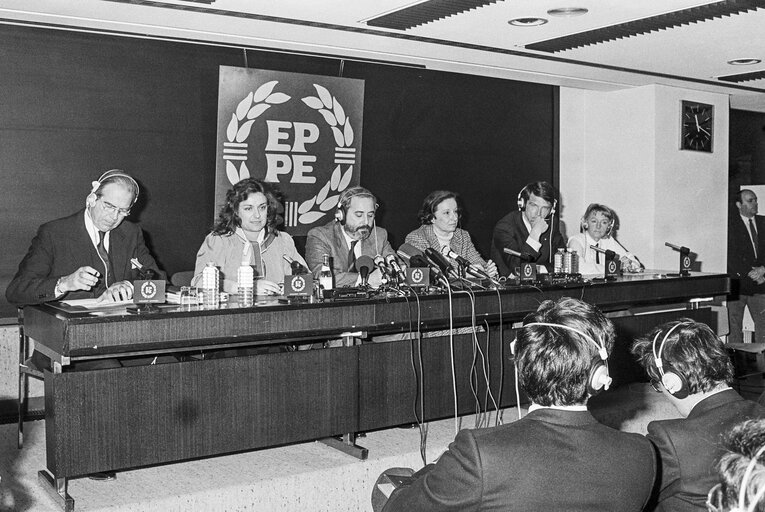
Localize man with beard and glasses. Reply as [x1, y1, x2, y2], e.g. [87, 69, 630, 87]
[305, 186, 396, 289]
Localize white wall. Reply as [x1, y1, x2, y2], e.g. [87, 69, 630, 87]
[560, 84, 729, 272]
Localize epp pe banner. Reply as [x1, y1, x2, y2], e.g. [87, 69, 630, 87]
[215, 66, 365, 235]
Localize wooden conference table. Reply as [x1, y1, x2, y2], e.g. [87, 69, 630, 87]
[23, 271, 729, 510]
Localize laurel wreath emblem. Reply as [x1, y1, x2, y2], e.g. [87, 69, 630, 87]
[225, 81, 291, 185]
[295, 84, 355, 225]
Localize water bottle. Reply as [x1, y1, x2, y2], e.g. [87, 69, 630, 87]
[554, 248, 565, 274]
[201, 262, 220, 308]
[563, 249, 573, 275]
[237, 263, 254, 307]
[318, 254, 334, 294]
[570, 250, 579, 275]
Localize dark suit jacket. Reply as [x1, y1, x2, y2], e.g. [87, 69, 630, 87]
[491, 210, 566, 276]
[647, 389, 765, 512]
[305, 220, 395, 287]
[728, 213, 765, 296]
[6, 209, 162, 305]
[383, 409, 656, 512]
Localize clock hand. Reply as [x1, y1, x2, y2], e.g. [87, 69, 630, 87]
[699, 126, 711, 136]
[694, 114, 700, 131]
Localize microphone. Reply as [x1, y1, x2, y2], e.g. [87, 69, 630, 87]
[373, 255, 392, 282]
[424, 247, 453, 275]
[397, 243, 424, 265]
[282, 254, 308, 274]
[589, 245, 617, 260]
[385, 254, 406, 281]
[665, 242, 690, 255]
[503, 247, 533, 262]
[441, 246, 491, 280]
[355, 255, 375, 287]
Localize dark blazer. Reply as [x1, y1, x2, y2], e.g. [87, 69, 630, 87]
[728, 213, 765, 296]
[6, 209, 162, 305]
[491, 210, 566, 277]
[305, 220, 395, 287]
[383, 408, 656, 512]
[647, 389, 765, 512]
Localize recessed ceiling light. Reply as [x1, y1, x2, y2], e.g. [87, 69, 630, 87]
[508, 17, 548, 27]
[547, 7, 589, 17]
[727, 58, 762, 66]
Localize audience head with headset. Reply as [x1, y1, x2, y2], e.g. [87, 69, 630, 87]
[85, 169, 140, 233]
[631, 319, 734, 404]
[581, 203, 617, 241]
[335, 186, 378, 241]
[709, 418, 765, 512]
[514, 297, 614, 407]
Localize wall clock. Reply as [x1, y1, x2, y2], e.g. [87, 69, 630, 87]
[680, 101, 713, 152]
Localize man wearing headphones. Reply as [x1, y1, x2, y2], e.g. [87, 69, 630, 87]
[631, 319, 765, 512]
[6, 169, 162, 305]
[490, 180, 566, 277]
[305, 186, 396, 288]
[378, 297, 656, 512]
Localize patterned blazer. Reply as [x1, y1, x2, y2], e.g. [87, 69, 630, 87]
[404, 224, 487, 267]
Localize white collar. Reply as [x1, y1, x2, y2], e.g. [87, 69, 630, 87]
[528, 403, 588, 413]
[742, 213, 757, 224]
[83, 208, 105, 249]
[341, 224, 362, 250]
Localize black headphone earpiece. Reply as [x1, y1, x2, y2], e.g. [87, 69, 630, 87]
[651, 323, 690, 399]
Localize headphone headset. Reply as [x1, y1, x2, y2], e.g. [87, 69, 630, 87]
[88, 169, 140, 206]
[335, 186, 378, 225]
[651, 322, 691, 399]
[512, 321, 612, 396]
[517, 183, 558, 214]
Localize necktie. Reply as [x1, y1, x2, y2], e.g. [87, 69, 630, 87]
[750, 219, 759, 258]
[96, 231, 114, 287]
[250, 241, 263, 278]
[348, 240, 358, 271]
[595, 242, 600, 264]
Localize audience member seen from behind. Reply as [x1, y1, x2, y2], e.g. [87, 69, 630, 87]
[6, 169, 162, 306]
[632, 319, 765, 512]
[707, 418, 765, 512]
[377, 297, 656, 512]
[192, 178, 306, 295]
[567, 203, 643, 276]
[305, 186, 396, 289]
[490, 181, 566, 277]
[404, 190, 498, 279]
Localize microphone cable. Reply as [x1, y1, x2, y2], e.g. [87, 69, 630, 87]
[493, 286, 505, 426]
[443, 278, 461, 437]
[399, 283, 429, 467]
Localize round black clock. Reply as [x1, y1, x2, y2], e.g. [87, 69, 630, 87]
[681, 101, 713, 152]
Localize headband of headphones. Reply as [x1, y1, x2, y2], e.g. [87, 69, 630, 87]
[90, 170, 140, 201]
[517, 182, 558, 213]
[651, 322, 691, 398]
[736, 444, 765, 512]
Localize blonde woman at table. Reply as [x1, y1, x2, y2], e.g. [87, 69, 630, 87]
[192, 178, 306, 295]
[567, 203, 643, 276]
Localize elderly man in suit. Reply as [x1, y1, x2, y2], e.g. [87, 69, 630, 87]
[631, 319, 765, 512]
[7, 169, 162, 305]
[305, 186, 396, 288]
[728, 189, 765, 343]
[376, 297, 656, 512]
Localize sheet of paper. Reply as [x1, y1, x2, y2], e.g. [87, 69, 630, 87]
[60, 298, 133, 309]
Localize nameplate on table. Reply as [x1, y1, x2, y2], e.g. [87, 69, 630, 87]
[133, 280, 166, 304]
[284, 274, 313, 297]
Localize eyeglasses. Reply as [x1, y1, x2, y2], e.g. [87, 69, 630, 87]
[99, 198, 131, 216]
[706, 483, 725, 512]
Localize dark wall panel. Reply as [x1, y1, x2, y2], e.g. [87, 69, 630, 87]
[0, 25, 556, 318]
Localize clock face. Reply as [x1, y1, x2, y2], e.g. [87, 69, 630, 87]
[681, 101, 713, 152]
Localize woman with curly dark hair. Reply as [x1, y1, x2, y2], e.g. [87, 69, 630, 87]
[192, 178, 306, 295]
